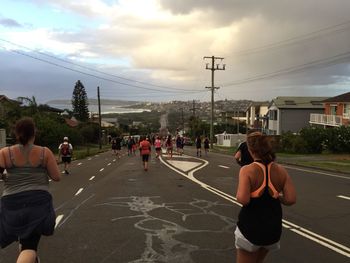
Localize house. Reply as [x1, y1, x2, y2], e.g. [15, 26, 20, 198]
[0, 95, 20, 118]
[215, 132, 245, 147]
[266, 96, 327, 135]
[309, 91, 350, 127]
[246, 101, 269, 132]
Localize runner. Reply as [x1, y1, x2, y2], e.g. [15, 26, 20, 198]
[195, 135, 202, 157]
[176, 135, 183, 156]
[139, 136, 151, 171]
[165, 135, 173, 158]
[114, 136, 122, 159]
[204, 136, 210, 156]
[0, 117, 61, 263]
[111, 138, 117, 155]
[154, 136, 162, 158]
[58, 136, 73, 174]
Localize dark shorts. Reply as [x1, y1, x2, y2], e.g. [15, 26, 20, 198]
[20, 233, 41, 251]
[62, 156, 71, 163]
[142, 154, 149, 162]
[155, 147, 161, 152]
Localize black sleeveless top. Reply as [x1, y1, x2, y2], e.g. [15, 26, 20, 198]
[237, 162, 282, 245]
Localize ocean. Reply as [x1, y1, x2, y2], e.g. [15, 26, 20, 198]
[49, 103, 150, 114]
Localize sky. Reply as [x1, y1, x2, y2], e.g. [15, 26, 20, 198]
[0, 0, 350, 104]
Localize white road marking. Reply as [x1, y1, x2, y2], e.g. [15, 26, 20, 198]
[89, 176, 95, 181]
[77, 162, 82, 166]
[99, 168, 104, 172]
[218, 165, 229, 169]
[283, 165, 350, 180]
[75, 188, 83, 196]
[167, 160, 202, 172]
[113, 159, 116, 162]
[88, 158, 92, 161]
[160, 156, 350, 258]
[61, 171, 65, 174]
[55, 214, 64, 228]
[107, 163, 111, 166]
[337, 195, 350, 201]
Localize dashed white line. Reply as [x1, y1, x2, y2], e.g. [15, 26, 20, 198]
[77, 162, 82, 166]
[337, 195, 350, 201]
[89, 176, 95, 181]
[107, 163, 111, 166]
[55, 214, 64, 228]
[99, 168, 104, 172]
[75, 188, 83, 196]
[160, 156, 350, 258]
[88, 158, 92, 161]
[218, 165, 230, 169]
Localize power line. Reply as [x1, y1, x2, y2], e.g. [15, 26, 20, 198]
[221, 50, 350, 87]
[0, 45, 206, 94]
[230, 20, 350, 57]
[0, 38, 199, 92]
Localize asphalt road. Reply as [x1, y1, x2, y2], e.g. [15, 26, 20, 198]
[0, 147, 349, 263]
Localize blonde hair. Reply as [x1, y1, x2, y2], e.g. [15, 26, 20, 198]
[247, 132, 275, 164]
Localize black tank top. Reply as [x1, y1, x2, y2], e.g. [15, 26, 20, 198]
[237, 162, 282, 245]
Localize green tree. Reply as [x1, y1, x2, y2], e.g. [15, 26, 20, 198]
[72, 80, 89, 122]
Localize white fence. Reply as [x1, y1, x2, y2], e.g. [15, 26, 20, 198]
[310, 113, 342, 127]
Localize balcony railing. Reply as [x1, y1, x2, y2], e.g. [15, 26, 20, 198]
[310, 113, 342, 127]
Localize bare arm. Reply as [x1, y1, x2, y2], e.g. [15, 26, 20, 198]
[234, 150, 242, 165]
[279, 167, 296, 206]
[44, 147, 61, 181]
[236, 166, 251, 206]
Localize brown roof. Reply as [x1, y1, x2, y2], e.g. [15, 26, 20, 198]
[322, 92, 350, 103]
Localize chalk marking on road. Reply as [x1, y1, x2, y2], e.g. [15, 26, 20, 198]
[75, 188, 83, 196]
[108, 163, 111, 166]
[89, 176, 95, 181]
[55, 214, 64, 229]
[99, 168, 104, 172]
[218, 165, 230, 169]
[337, 195, 350, 201]
[57, 194, 95, 228]
[160, 156, 350, 258]
[77, 162, 82, 166]
[283, 165, 350, 180]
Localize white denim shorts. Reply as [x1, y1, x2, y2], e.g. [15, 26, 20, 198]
[234, 226, 280, 252]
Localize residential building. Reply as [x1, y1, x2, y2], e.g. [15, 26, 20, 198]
[0, 95, 20, 118]
[246, 101, 269, 132]
[309, 91, 350, 127]
[267, 96, 327, 135]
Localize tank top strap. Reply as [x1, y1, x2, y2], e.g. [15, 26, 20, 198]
[267, 162, 279, 198]
[8, 147, 15, 166]
[250, 162, 266, 198]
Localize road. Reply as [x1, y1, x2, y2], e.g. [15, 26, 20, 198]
[0, 147, 349, 262]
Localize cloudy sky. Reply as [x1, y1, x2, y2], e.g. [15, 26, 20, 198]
[0, 0, 349, 104]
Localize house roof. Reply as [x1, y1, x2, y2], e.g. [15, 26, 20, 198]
[322, 92, 350, 103]
[270, 96, 328, 109]
[0, 95, 20, 104]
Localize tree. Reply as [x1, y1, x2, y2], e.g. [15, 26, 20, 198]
[72, 80, 89, 122]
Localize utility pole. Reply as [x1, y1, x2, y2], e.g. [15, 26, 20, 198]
[189, 100, 200, 137]
[204, 56, 225, 149]
[97, 86, 102, 150]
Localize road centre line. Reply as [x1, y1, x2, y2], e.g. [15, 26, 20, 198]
[75, 188, 83, 196]
[108, 163, 111, 166]
[218, 165, 230, 169]
[283, 165, 350, 180]
[160, 156, 350, 258]
[89, 176, 95, 181]
[337, 195, 350, 201]
[88, 158, 92, 161]
[99, 168, 104, 172]
[77, 162, 82, 166]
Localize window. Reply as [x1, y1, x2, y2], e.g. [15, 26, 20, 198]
[269, 110, 277, 120]
[343, 103, 350, 119]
